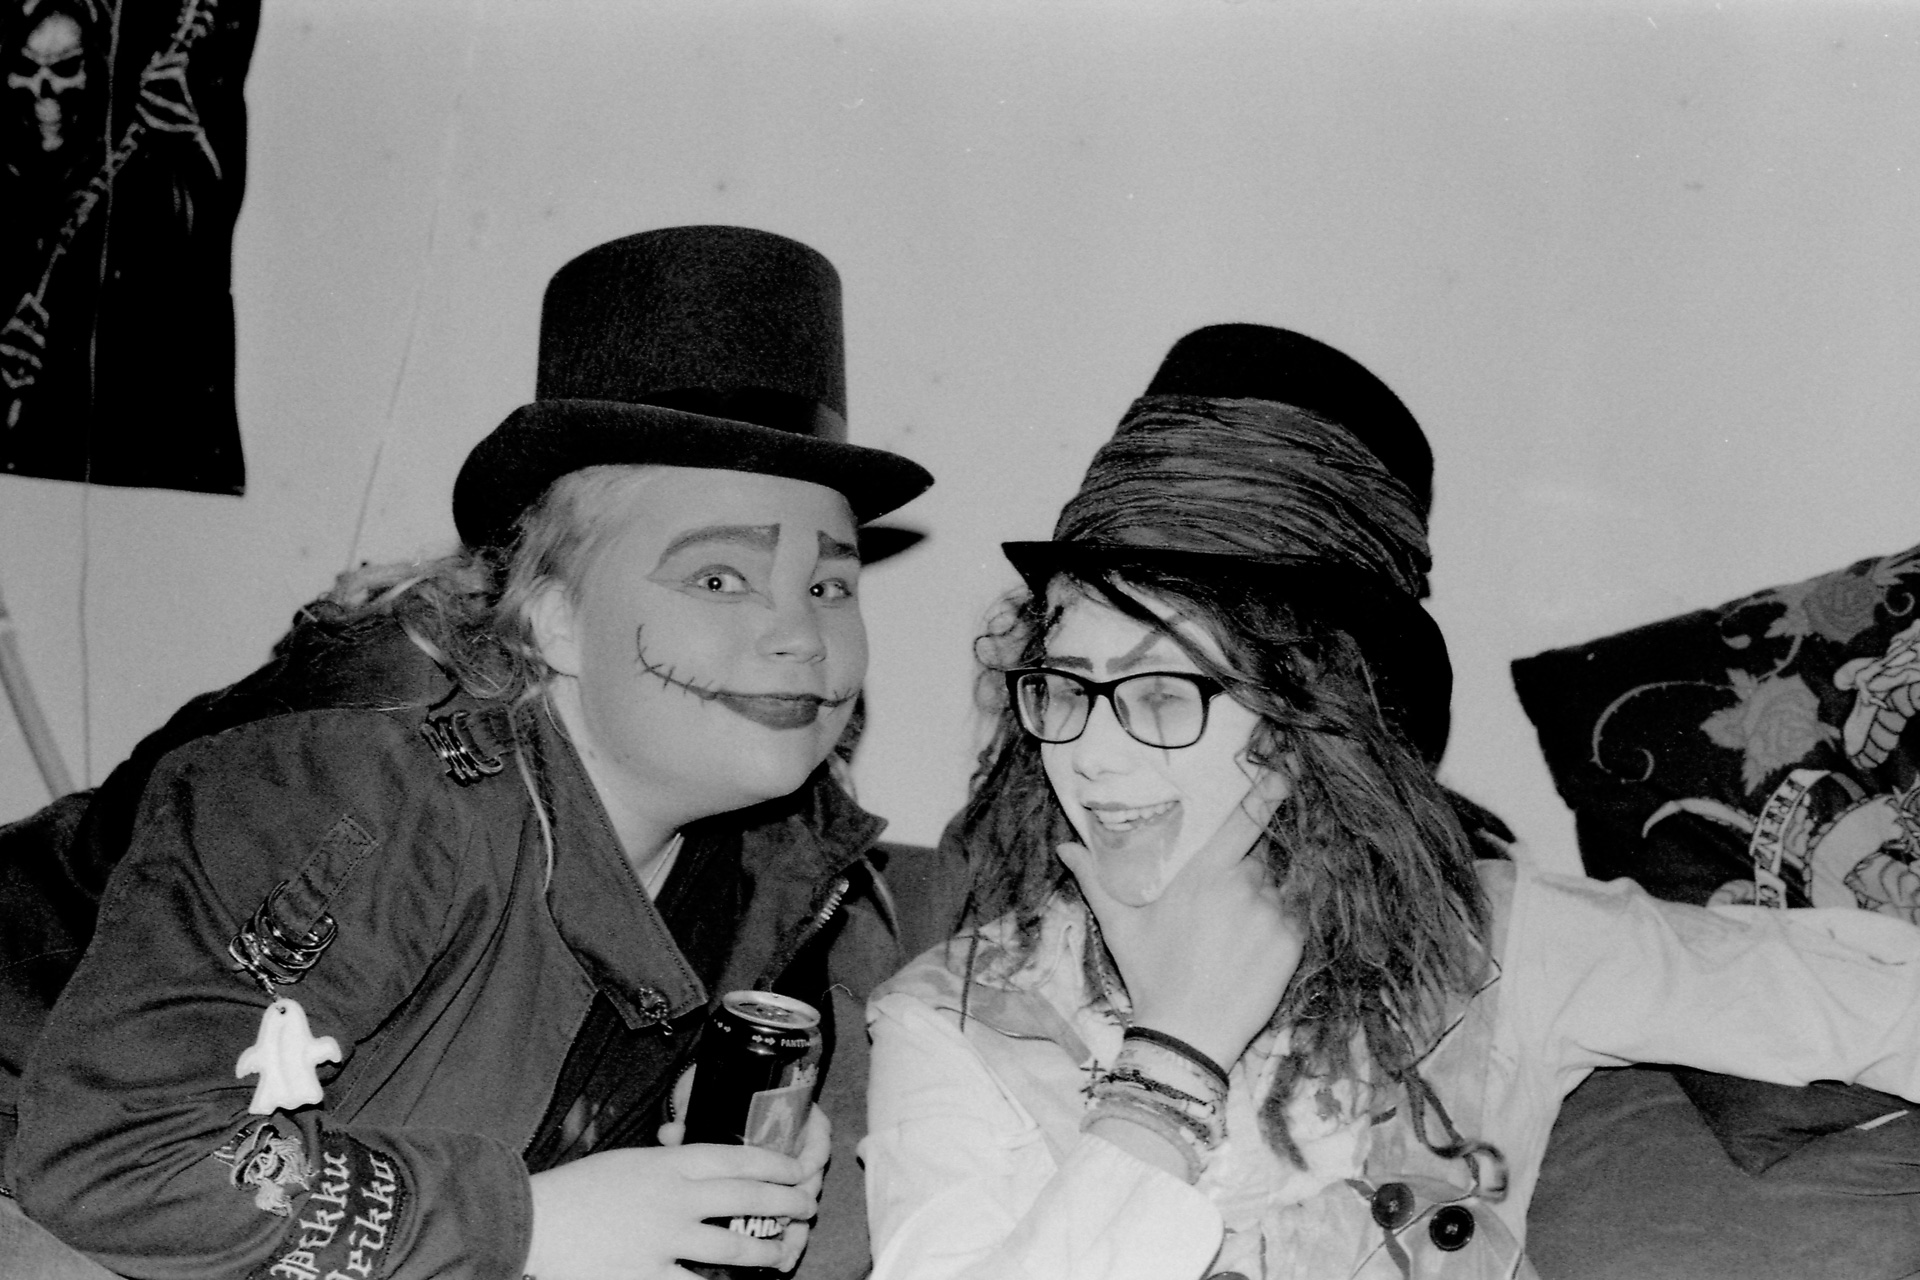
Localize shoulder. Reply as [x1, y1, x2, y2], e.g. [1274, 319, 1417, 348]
[139, 613, 521, 806]
[1474, 858, 1516, 958]
[873, 896, 1079, 1005]
[156, 698, 516, 814]
[870, 895, 1103, 1059]
[128, 698, 531, 913]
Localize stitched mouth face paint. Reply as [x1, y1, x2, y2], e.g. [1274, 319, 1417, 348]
[635, 630, 858, 730]
[535, 467, 869, 828]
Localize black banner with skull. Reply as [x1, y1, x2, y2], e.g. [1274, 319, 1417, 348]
[2, 0, 259, 495]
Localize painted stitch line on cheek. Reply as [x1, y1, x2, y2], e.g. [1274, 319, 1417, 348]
[633, 625, 725, 702]
[632, 626, 859, 726]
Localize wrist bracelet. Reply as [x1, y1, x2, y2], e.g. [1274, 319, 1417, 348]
[1124, 1025, 1230, 1089]
[1083, 1098, 1206, 1183]
[1099, 1064, 1210, 1110]
[1090, 1075, 1218, 1136]
[1113, 1038, 1228, 1121]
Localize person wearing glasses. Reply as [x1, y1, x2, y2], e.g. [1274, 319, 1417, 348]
[859, 325, 1920, 1280]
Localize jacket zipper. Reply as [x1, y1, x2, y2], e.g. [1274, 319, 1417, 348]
[754, 870, 852, 991]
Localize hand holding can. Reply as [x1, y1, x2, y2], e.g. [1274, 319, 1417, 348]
[679, 991, 825, 1276]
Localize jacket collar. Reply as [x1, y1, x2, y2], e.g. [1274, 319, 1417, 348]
[716, 761, 888, 996]
[532, 706, 886, 1030]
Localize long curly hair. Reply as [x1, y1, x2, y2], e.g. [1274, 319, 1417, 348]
[951, 557, 1493, 1168]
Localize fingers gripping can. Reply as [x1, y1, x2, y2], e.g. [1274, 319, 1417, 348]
[682, 990, 823, 1272]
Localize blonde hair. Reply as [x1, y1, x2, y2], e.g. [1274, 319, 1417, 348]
[303, 466, 666, 884]
[310, 465, 666, 707]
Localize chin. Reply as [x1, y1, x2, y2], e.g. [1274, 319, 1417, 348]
[670, 722, 840, 818]
[733, 739, 836, 804]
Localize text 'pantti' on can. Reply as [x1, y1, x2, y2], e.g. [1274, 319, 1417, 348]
[683, 990, 822, 1157]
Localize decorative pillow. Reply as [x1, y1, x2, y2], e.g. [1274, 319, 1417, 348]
[1512, 540, 1920, 910]
[1511, 539, 1920, 1169]
[1669, 1068, 1913, 1175]
[1529, 1065, 1920, 1280]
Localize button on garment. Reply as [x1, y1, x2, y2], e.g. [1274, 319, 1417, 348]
[1370, 1182, 1416, 1230]
[1428, 1204, 1475, 1252]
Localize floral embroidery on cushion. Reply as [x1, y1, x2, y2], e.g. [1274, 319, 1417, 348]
[1515, 537, 1920, 914]
[1699, 673, 1836, 793]
[1741, 545, 1920, 649]
[1761, 567, 1886, 644]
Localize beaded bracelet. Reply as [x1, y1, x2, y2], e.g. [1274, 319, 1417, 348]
[1098, 1064, 1211, 1110]
[1089, 1080, 1220, 1151]
[1080, 1029, 1230, 1182]
[1123, 1026, 1230, 1090]
[1112, 1037, 1228, 1135]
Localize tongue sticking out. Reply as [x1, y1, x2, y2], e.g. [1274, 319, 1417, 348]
[1083, 801, 1189, 905]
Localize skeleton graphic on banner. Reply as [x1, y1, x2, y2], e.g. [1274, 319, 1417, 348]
[0, 0, 257, 496]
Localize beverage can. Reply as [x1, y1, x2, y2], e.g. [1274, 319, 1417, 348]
[683, 990, 822, 1156]
[680, 991, 823, 1275]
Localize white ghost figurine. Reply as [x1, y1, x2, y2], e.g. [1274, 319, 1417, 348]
[236, 997, 342, 1115]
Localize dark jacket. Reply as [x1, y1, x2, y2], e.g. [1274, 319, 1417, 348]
[3, 617, 892, 1280]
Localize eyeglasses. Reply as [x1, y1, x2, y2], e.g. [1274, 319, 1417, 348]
[1006, 667, 1227, 749]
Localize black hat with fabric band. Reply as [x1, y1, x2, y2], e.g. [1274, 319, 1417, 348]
[454, 226, 932, 551]
[1142, 323, 1432, 518]
[1002, 324, 1451, 763]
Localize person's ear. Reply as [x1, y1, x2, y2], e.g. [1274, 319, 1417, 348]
[526, 580, 581, 678]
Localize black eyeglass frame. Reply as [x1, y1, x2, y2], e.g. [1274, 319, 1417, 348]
[1004, 666, 1229, 749]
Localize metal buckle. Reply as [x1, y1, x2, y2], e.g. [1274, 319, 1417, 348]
[228, 881, 338, 995]
[420, 709, 505, 785]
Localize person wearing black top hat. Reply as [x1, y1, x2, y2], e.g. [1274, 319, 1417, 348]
[861, 324, 1920, 1279]
[5, 226, 931, 1280]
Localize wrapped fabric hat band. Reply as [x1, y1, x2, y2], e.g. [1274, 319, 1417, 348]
[1005, 373, 1452, 762]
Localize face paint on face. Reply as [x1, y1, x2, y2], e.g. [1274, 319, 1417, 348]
[631, 522, 863, 730]
[538, 469, 867, 840]
[633, 621, 858, 730]
[1038, 583, 1279, 907]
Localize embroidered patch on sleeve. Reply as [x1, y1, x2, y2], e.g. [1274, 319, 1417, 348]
[217, 1129, 412, 1280]
[212, 1120, 314, 1217]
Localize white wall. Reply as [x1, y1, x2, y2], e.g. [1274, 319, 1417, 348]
[3, 0, 1917, 874]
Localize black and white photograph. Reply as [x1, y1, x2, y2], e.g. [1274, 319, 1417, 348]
[2, 4, 1918, 1278]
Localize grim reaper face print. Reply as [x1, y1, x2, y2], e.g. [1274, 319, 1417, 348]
[7, 0, 101, 176]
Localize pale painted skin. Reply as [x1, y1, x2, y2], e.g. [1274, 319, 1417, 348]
[525, 467, 850, 1274]
[1038, 581, 1301, 1184]
[532, 467, 865, 867]
[1038, 582, 1276, 906]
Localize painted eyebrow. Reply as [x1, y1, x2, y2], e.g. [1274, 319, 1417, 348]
[1043, 632, 1175, 676]
[656, 524, 781, 563]
[1107, 630, 1175, 674]
[817, 531, 860, 563]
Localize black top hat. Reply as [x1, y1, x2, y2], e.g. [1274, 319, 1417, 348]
[453, 226, 933, 551]
[1144, 323, 1431, 518]
[1002, 323, 1450, 762]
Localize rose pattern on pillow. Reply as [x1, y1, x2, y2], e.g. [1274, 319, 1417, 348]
[1515, 541, 1920, 914]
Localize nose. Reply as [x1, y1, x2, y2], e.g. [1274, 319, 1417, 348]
[1066, 692, 1136, 778]
[760, 590, 827, 664]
